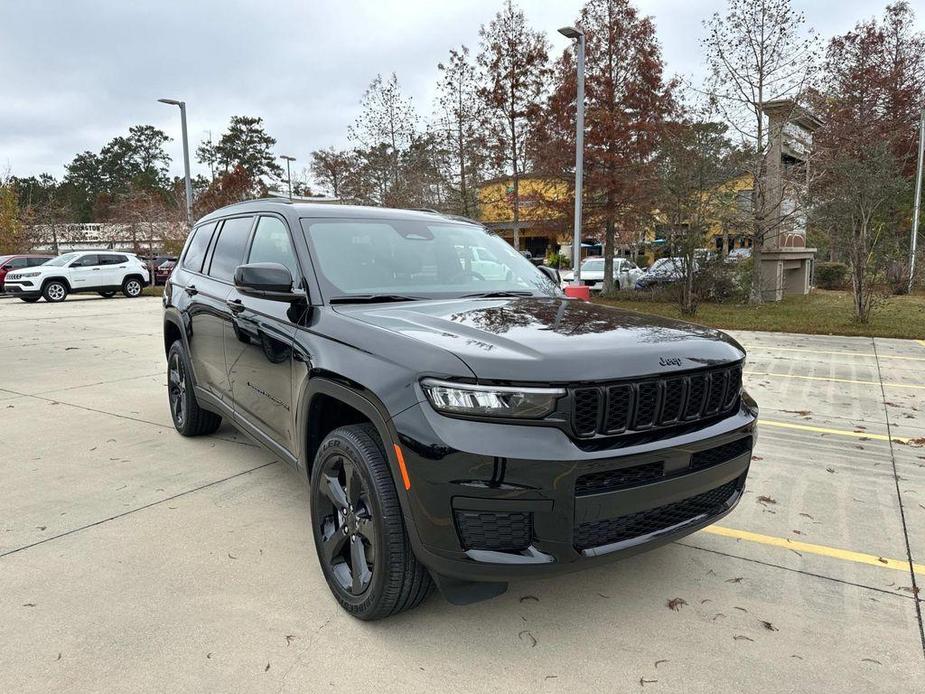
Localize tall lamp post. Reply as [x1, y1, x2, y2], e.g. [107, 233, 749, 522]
[158, 98, 193, 227]
[280, 155, 296, 200]
[559, 25, 585, 287]
[910, 109, 924, 294]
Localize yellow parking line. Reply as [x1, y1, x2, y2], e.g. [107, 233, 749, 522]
[745, 346, 925, 362]
[760, 419, 908, 444]
[703, 525, 925, 576]
[745, 370, 925, 390]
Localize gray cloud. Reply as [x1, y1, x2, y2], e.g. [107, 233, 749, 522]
[0, 0, 912, 181]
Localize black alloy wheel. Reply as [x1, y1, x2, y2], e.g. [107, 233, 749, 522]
[310, 424, 432, 619]
[166, 340, 222, 436]
[167, 349, 187, 429]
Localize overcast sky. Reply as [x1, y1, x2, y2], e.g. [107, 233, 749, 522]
[1, 0, 919, 183]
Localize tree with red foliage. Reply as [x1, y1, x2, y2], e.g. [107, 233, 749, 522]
[811, 2, 925, 312]
[536, 0, 675, 291]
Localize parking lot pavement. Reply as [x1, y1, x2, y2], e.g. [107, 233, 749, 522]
[1, 294, 923, 693]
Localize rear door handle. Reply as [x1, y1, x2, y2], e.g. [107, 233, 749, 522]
[226, 298, 245, 314]
[185, 285, 198, 296]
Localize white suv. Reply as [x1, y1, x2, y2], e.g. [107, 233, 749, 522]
[4, 251, 150, 303]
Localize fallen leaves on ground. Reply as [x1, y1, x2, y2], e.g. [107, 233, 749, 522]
[667, 597, 687, 611]
[757, 495, 777, 505]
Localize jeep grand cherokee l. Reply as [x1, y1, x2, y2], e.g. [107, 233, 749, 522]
[163, 200, 757, 620]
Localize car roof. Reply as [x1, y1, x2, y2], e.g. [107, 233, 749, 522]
[195, 198, 476, 226]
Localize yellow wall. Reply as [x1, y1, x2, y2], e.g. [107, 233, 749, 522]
[477, 177, 569, 224]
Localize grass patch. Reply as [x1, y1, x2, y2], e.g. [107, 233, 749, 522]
[594, 290, 925, 339]
[142, 285, 164, 297]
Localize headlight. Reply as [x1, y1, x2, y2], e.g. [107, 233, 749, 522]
[421, 379, 565, 419]
[20, 272, 41, 278]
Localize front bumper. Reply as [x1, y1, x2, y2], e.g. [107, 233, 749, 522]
[391, 396, 757, 583]
[2, 282, 39, 297]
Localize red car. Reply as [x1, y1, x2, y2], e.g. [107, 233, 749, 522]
[154, 259, 177, 285]
[0, 254, 54, 292]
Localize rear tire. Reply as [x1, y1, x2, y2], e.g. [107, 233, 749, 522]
[42, 281, 68, 303]
[19, 297, 40, 303]
[167, 340, 222, 436]
[122, 277, 143, 298]
[310, 423, 433, 620]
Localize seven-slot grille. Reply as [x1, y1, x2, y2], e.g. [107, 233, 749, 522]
[570, 364, 742, 438]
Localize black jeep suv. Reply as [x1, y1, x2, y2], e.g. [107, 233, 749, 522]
[162, 200, 757, 620]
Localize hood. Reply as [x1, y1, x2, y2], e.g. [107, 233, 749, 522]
[334, 297, 744, 383]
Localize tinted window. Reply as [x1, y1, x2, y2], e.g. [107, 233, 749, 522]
[247, 217, 300, 284]
[71, 254, 100, 267]
[208, 216, 253, 282]
[99, 254, 126, 265]
[10, 257, 31, 268]
[182, 222, 216, 272]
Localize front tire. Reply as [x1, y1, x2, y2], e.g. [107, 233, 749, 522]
[42, 281, 68, 303]
[122, 277, 143, 298]
[167, 340, 222, 436]
[310, 424, 433, 620]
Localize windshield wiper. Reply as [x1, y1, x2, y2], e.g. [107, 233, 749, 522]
[461, 290, 535, 299]
[328, 294, 424, 304]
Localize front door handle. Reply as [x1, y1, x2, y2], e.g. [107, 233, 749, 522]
[226, 298, 245, 314]
[185, 284, 198, 296]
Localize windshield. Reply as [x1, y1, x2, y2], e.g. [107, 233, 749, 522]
[43, 252, 80, 267]
[580, 258, 605, 272]
[301, 218, 559, 301]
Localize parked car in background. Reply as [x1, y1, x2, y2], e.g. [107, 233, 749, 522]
[144, 255, 177, 283]
[0, 254, 53, 292]
[154, 258, 177, 285]
[726, 248, 752, 263]
[560, 257, 644, 291]
[634, 257, 698, 290]
[3, 250, 150, 302]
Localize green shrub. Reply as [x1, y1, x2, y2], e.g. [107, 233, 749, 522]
[815, 262, 849, 289]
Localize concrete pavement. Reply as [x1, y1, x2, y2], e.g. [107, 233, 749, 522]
[1, 294, 923, 692]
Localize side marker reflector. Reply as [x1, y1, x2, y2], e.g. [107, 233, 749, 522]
[393, 444, 411, 490]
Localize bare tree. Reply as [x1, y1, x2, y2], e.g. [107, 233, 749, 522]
[435, 46, 486, 217]
[477, 0, 550, 249]
[702, 0, 818, 302]
[309, 148, 355, 198]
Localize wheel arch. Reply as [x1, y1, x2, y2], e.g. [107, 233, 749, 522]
[41, 275, 71, 291]
[298, 379, 404, 491]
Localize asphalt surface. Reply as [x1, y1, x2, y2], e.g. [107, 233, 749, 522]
[1, 294, 923, 693]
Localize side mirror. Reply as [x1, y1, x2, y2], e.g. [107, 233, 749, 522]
[234, 262, 301, 301]
[537, 265, 560, 285]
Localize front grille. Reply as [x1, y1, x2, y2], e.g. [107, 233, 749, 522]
[691, 437, 752, 472]
[575, 461, 664, 496]
[454, 510, 533, 552]
[569, 364, 743, 439]
[573, 479, 739, 551]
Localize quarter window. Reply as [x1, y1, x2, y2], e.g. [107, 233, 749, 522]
[182, 222, 216, 272]
[247, 217, 300, 284]
[208, 216, 254, 282]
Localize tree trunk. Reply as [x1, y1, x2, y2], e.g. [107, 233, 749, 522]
[512, 172, 520, 251]
[603, 220, 615, 293]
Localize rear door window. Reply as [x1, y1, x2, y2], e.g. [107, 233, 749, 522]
[182, 222, 217, 273]
[208, 216, 254, 282]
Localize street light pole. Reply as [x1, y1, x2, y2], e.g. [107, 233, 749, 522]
[158, 98, 193, 227]
[559, 26, 585, 286]
[909, 109, 924, 294]
[280, 155, 296, 200]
